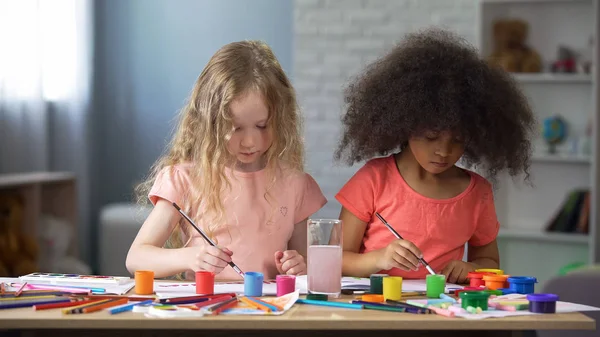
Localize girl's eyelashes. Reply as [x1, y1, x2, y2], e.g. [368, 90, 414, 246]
[256, 125, 267, 129]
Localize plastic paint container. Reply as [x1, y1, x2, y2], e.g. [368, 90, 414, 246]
[459, 291, 490, 311]
[276, 275, 296, 297]
[507, 276, 537, 294]
[244, 272, 264, 297]
[454, 287, 486, 297]
[369, 274, 387, 295]
[382, 276, 403, 301]
[134, 270, 154, 295]
[482, 274, 509, 290]
[195, 271, 214, 295]
[476, 268, 504, 275]
[467, 272, 495, 287]
[527, 293, 559, 313]
[307, 293, 328, 301]
[426, 274, 446, 298]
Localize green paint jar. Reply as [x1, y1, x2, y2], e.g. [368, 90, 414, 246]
[459, 291, 490, 311]
[369, 274, 387, 294]
[426, 274, 446, 298]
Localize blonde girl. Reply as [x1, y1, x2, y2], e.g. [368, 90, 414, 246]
[126, 40, 327, 281]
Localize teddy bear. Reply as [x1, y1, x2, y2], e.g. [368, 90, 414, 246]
[0, 194, 39, 277]
[487, 19, 542, 73]
[38, 214, 91, 275]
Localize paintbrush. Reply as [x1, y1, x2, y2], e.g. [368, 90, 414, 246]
[375, 212, 436, 275]
[172, 202, 245, 278]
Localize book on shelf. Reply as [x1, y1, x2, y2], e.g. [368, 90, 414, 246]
[545, 189, 589, 234]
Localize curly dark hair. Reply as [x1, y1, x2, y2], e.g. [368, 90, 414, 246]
[334, 28, 536, 183]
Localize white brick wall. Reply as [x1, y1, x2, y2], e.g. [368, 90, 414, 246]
[294, 0, 478, 218]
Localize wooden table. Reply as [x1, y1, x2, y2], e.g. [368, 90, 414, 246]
[0, 292, 595, 337]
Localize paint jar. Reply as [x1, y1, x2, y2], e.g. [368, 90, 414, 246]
[276, 275, 296, 297]
[369, 274, 387, 295]
[383, 276, 403, 301]
[459, 291, 490, 311]
[195, 271, 214, 295]
[134, 270, 154, 295]
[507, 276, 537, 294]
[482, 274, 509, 290]
[244, 272, 264, 297]
[476, 268, 504, 275]
[426, 274, 446, 298]
[527, 293, 559, 313]
[467, 271, 495, 287]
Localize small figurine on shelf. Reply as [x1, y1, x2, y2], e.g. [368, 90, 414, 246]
[550, 46, 577, 73]
[542, 115, 567, 154]
[487, 18, 542, 73]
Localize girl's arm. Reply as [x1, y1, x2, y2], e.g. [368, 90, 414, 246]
[288, 218, 308, 258]
[468, 239, 500, 269]
[340, 207, 384, 277]
[125, 199, 198, 278]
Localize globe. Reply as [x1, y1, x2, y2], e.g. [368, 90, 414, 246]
[543, 116, 566, 148]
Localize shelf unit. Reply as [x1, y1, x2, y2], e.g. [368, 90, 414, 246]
[0, 172, 78, 276]
[476, 0, 599, 289]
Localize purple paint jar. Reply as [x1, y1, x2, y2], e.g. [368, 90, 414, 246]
[526, 293, 559, 313]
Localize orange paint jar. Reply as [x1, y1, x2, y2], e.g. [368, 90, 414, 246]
[482, 274, 509, 290]
[467, 272, 495, 288]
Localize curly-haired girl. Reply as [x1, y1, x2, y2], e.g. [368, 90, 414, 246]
[334, 28, 535, 283]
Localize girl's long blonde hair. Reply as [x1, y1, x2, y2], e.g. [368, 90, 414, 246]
[136, 40, 304, 250]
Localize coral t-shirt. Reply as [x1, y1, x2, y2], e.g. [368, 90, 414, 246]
[149, 162, 327, 281]
[335, 155, 499, 278]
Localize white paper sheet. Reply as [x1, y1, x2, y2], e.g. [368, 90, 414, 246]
[0, 277, 135, 295]
[451, 301, 600, 320]
[154, 277, 309, 298]
[339, 276, 463, 292]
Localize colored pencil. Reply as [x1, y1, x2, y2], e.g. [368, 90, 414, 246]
[61, 299, 110, 314]
[374, 212, 436, 275]
[16, 283, 98, 294]
[0, 297, 72, 310]
[239, 297, 268, 312]
[247, 296, 283, 312]
[385, 299, 434, 313]
[0, 295, 58, 302]
[194, 295, 233, 308]
[108, 299, 155, 314]
[83, 295, 155, 301]
[161, 293, 237, 303]
[65, 298, 127, 314]
[207, 297, 239, 314]
[34, 298, 96, 310]
[296, 299, 363, 310]
[0, 283, 4, 294]
[353, 300, 427, 314]
[173, 202, 245, 278]
[2, 291, 83, 298]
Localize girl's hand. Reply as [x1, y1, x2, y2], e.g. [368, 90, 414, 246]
[188, 245, 233, 274]
[441, 260, 476, 284]
[373, 239, 423, 272]
[274, 250, 306, 275]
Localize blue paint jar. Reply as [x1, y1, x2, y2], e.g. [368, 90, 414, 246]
[244, 272, 264, 297]
[527, 293, 559, 313]
[507, 276, 537, 294]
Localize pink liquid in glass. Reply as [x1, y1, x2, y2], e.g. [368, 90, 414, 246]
[307, 245, 342, 296]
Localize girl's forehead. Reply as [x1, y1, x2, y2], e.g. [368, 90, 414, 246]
[230, 91, 269, 123]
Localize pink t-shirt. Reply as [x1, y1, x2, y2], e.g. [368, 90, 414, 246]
[149, 162, 327, 281]
[335, 155, 499, 278]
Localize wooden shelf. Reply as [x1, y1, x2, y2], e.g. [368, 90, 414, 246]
[512, 73, 592, 83]
[497, 228, 589, 244]
[0, 172, 75, 188]
[532, 153, 591, 164]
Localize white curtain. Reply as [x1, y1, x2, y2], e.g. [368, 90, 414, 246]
[0, 0, 93, 263]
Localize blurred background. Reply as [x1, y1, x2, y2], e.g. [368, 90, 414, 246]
[0, 0, 598, 300]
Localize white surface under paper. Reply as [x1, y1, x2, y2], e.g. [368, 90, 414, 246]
[0, 277, 135, 295]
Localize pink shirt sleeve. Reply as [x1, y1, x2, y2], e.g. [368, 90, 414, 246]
[148, 166, 190, 206]
[468, 181, 500, 246]
[334, 163, 377, 223]
[294, 173, 327, 224]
